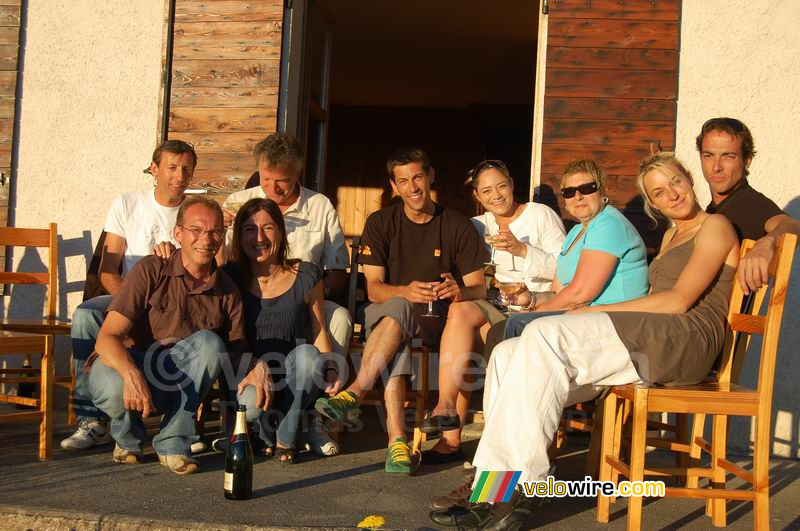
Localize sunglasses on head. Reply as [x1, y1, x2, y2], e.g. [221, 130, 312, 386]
[561, 181, 599, 199]
[467, 160, 509, 185]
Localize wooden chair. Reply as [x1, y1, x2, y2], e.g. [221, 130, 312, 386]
[0, 224, 73, 420]
[345, 237, 431, 459]
[597, 234, 797, 530]
[0, 331, 54, 459]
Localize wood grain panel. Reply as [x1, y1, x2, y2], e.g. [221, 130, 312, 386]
[548, 19, 678, 49]
[190, 174, 251, 195]
[541, 143, 665, 174]
[545, 69, 676, 99]
[176, 132, 265, 153]
[0, 97, 15, 118]
[0, 26, 17, 44]
[169, 107, 276, 132]
[0, 142, 10, 167]
[543, 119, 673, 146]
[548, 0, 679, 20]
[0, 5, 19, 27]
[193, 152, 256, 174]
[0, 43, 16, 69]
[0, 70, 15, 94]
[173, 43, 280, 60]
[547, 46, 676, 70]
[0, 117, 11, 142]
[171, 86, 278, 107]
[174, 21, 282, 46]
[545, 97, 675, 121]
[172, 59, 280, 88]
[176, 1, 282, 23]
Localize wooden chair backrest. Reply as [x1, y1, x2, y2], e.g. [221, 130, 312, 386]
[717, 235, 796, 397]
[0, 224, 58, 319]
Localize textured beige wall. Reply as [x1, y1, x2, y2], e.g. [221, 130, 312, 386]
[676, 0, 800, 458]
[7, 1, 165, 324]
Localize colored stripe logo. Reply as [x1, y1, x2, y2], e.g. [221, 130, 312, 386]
[469, 471, 521, 503]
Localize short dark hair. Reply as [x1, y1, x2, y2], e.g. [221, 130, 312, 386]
[696, 117, 757, 174]
[176, 196, 223, 227]
[229, 198, 297, 287]
[253, 132, 304, 174]
[386, 147, 431, 181]
[152, 139, 197, 168]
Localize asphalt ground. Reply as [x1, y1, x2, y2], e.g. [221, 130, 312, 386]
[1, 404, 799, 530]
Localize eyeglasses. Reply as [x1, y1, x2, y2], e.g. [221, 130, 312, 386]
[560, 181, 599, 199]
[178, 225, 225, 240]
[467, 160, 509, 186]
[701, 117, 747, 134]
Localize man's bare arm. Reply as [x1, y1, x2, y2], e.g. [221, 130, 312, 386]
[98, 233, 126, 296]
[739, 214, 800, 293]
[95, 310, 155, 416]
[363, 264, 437, 304]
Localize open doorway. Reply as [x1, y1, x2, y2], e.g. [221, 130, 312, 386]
[317, 0, 540, 239]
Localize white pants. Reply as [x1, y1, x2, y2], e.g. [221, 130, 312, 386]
[473, 313, 641, 484]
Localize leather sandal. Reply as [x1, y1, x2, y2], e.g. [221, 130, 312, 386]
[276, 446, 296, 464]
[419, 414, 461, 434]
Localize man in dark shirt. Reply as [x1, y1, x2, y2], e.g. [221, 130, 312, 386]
[88, 196, 251, 475]
[697, 117, 800, 293]
[315, 147, 487, 475]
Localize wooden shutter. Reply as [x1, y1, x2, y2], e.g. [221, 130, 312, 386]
[166, 0, 284, 196]
[0, 1, 20, 270]
[540, 0, 679, 247]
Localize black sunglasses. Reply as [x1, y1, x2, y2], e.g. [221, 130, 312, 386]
[560, 181, 599, 199]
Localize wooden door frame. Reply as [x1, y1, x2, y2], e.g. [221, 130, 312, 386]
[529, 0, 549, 201]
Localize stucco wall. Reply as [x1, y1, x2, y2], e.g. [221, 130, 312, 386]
[676, 0, 800, 458]
[6, 1, 164, 317]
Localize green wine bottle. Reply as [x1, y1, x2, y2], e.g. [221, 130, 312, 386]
[224, 405, 253, 500]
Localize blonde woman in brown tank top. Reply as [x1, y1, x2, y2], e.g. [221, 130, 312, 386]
[427, 153, 740, 529]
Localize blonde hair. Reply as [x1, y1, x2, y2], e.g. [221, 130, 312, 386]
[636, 152, 694, 223]
[560, 159, 607, 194]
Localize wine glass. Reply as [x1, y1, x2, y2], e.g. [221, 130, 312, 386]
[484, 230, 499, 267]
[497, 281, 526, 312]
[421, 282, 439, 317]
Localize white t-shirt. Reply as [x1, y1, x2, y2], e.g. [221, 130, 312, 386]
[223, 185, 349, 270]
[472, 202, 566, 292]
[104, 189, 181, 275]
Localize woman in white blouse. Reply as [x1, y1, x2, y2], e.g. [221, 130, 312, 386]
[420, 160, 565, 463]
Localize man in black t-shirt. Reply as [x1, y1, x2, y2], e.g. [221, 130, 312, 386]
[315, 147, 487, 475]
[697, 117, 800, 293]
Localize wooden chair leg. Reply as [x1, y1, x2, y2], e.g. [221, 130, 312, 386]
[411, 350, 429, 457]
[674, 413, 689, 474]
[687, 413, 706, 489]
[39, 336, 54, 461]
[586, 395, 606, 480]
[752, 412, 770, 530]
[610, 395, 630, 505]
[626, 389, 648, 531]
[710, 414, 728, 526]
[596, 392, 617, 523]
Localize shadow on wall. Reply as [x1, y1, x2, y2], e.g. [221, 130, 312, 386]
[5, 231, 93, 321]
[727, 195, 800, 459]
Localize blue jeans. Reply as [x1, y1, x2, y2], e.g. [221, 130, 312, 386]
[89, 330, 224, 456]
[237, 344, 323, 449]
[71, 295, 113, 421]
[503, 310, 567, 340]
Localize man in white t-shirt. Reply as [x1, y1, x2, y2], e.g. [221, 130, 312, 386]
[61, 140, 196, 450]
[221, 133, 351, 456]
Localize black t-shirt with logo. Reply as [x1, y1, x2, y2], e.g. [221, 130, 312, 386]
[358, 202, 488, 287]
[705, 179, 784, 242]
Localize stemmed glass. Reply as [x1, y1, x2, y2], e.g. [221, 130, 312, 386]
[497, 281, 526, 312]
[484, 229, 499, 267]
[422, 282, 439, 317]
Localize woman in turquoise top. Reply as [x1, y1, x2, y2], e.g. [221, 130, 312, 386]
[504, 160, 648, 336]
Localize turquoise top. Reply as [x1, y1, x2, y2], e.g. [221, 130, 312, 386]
[556, 205, 649, 305]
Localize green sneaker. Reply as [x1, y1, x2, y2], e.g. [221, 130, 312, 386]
[315, 391, 361, 427]
[385, 437, 413, 475]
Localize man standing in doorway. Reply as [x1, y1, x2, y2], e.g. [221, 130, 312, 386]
[315, 147, 487, 475]
[697, 117, 800, 292]
[61, 140, 195, 450]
